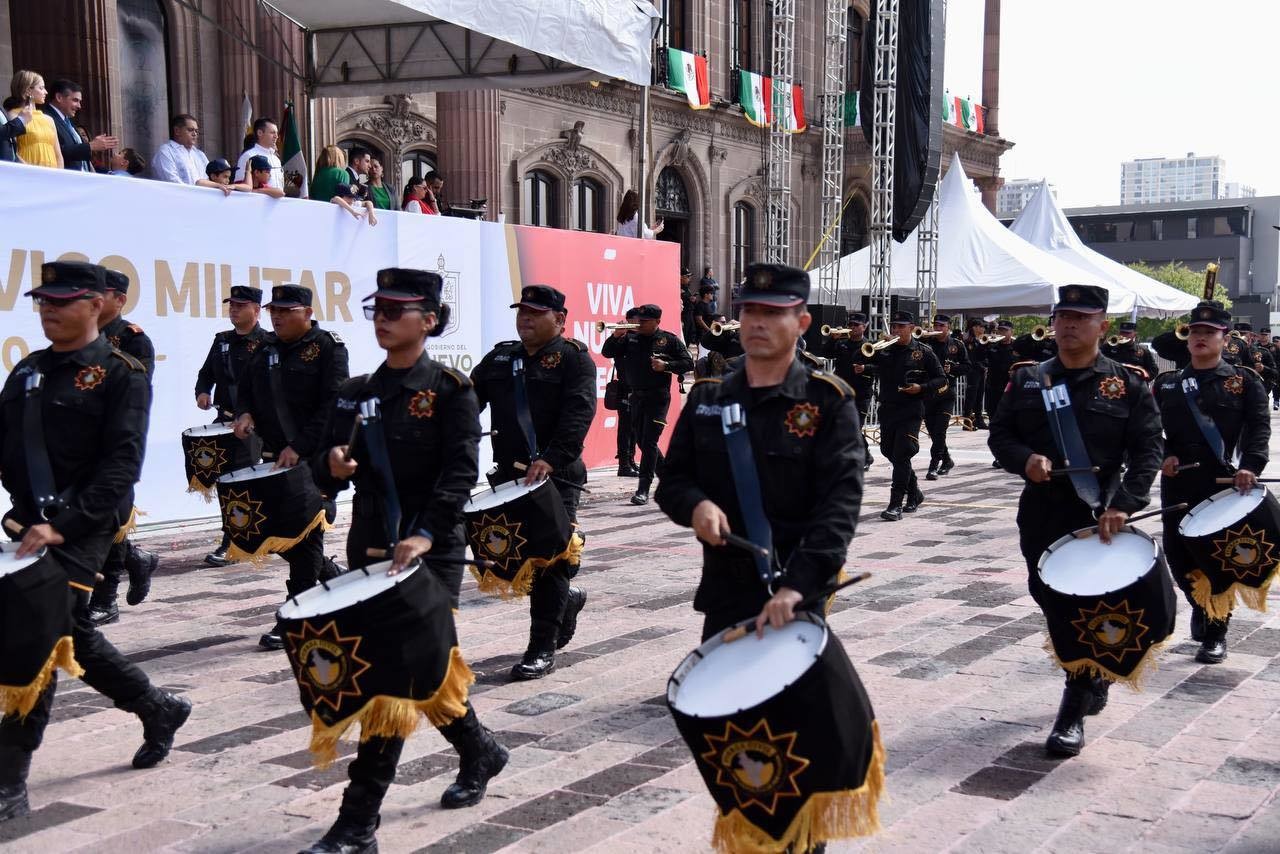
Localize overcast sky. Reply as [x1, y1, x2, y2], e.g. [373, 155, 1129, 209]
[942, 0, 1278, 208]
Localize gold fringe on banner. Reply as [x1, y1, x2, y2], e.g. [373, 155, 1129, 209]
[113, 506, 141, 543]
[225, 510, 331, 566]
[470, 532, 585, 599]
[710, 721, 885, 854]
[825, 567, 850, 616]
[1044, 636, 1169, 690]
[306, 646, 474, 768]
[186, 475, 217, 502]
[1188, 568, 1275, 621]
[0, 637, 83, 718]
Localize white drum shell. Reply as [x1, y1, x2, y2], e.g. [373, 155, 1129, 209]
[0, 541, 48, 580]
[278, 561, 420, 620]
[1179, 487, 1268, 538]
[217, 462, 288, 484]
[463, 479, 549, 513]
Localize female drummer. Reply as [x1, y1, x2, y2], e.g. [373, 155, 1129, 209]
[302, 268, 507, 854]
[1154, 300, 1270, 665]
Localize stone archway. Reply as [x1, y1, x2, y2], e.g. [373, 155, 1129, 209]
[336, 94, 438, 194]
[650, 129, 711, 275]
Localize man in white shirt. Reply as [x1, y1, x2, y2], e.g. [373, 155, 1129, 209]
[150, 113, 209, 185]
[234, 117, 282, 190]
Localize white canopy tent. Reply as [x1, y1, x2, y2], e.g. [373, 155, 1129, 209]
[1009, 181, 1199, 319]
[812, 154, 1127, 315]
[262, 0, 660, 96]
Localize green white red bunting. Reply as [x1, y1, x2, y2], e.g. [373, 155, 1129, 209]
[737, 69, 805, 132]
[943, 91, 985, 134]
[666, 48, 710, 109]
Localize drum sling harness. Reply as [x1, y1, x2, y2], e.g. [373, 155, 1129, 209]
[1038, 364, 1103, 513]
[1178, 369, 1233, 468]
[510, 357, 540, 461]
[358, 396, 404, 546]
[219, 340, 239, 419]
[266, 346, 300, 449]
[720, 403, 776, 587]
[22, 367, 75, 519]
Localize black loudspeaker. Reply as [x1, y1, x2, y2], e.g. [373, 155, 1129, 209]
[803, 304, 849, 354]
[859, 295, 922, 325]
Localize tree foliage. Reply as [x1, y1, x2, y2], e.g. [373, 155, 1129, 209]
[1127, 262, 1229, 340]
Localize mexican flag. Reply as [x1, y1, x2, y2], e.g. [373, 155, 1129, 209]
[959, 96, 983, 133]
[776, 82, 806, 133]
[844, 90, 859, 128]
[280, 101, 308, 199]
[942, 91, 956, 126]
[738, 69, 772, 126]
[666, 48, 709, 109]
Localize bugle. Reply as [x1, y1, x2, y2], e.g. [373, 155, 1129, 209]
[978, 334, 1006, 345]
[1031, 325, 1056, 341]
[710, 320, 741, 336]
[821, 324, 853, 338]
[1106, 334, 1123, 347]
[859, 337, 898, 358]
[594, 321, 640, 333]
[1175, 324, 1191, 341]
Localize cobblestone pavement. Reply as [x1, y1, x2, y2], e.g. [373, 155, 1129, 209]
[4, 429, 1280, 853]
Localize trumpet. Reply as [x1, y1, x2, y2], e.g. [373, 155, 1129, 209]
[710, 320, 741, 336]
[1175, 323, 1191, 341]
[1031, 325, 1056, 341]
[821, 324, 853, 338]
[594, 321, 640, 333]
[914, 328, 945, 339]
[860, 337, 898, 358]
[979, 334, 1006, 344]
[1230, 330, 1248, 340]
[1106, 334, 1124, 347]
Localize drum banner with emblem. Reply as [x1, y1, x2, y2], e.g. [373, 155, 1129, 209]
[280, 568, 474, 768]
[469, 529, 584, 598]
[217, 464, 332, 565]
[1184, 489, 1280, 620]
[181, 425, 253, 500]
[464, 480, 582, 599]
[675, 640, 885, 853]
[0, 551, 84, 718]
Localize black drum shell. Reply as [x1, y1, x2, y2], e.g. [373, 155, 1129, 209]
[0, 552, 72, 690]
[1180, 488, 1280, 598]
[216, 464, 323, 555]
[182, 426, 254, 491]
[463, 482, 571, 583]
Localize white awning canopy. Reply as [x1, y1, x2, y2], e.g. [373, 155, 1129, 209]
[265, 0, 660, 96]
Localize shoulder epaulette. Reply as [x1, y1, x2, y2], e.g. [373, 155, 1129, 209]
[1009, 360, 1037, 372]
[690, 377, 723, 388]
[564, 338, 587, 352]
[1154, 369, 1178, 384]
[810, 370, 851, 398]
[110, 349, 146, 372]
[126, 323, 144, 335]
[1121, 363, 1150, 382]
[1239, 364, 1261, 379]
[323, 329, 344, 345]
[496, 339, 519, 347]
[440, 366, 472, 388]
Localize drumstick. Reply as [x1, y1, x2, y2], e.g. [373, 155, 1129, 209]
[1049, 466, 1101, 477]
[511, 461, 591, 493]
[363, 547, 497, 568]
[1122, 503, 1189, 525]
[1215, 477, 1280, 483]
[719, 573, 873, 644]
[722, 531, 769, 559]
[2, 518, 102, 581]
[342, 416, 363, 462]
[480, 428, 499, 438]
[1174, 462, 1201, 473]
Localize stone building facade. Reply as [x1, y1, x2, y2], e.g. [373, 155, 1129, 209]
[2, 0, 1010, 289]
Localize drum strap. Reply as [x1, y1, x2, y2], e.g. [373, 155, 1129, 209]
[21, 368, 73, 518]
[359, 398, 403, 545]
[720, 403, 776, 587]
[510, 358, 540, 460]
[1037, 364, 1103, 512]
[266, 347, 299, 447]
[1178, 371, 1231, 467]
[220, 341, 239, 413]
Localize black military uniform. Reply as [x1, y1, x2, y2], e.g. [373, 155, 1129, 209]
[601, 304, 694, 504]
[984, 322, 1017, 431]
[0, 263, 190, 823]
[1101, 322, 1159, 380]
[1269, 332, 1280, 409]
[472, 285, 597, 680]
[1152, 328, 1191, 369]
[989, 285, 1163, 757]
[1012, 330, 1057, 364]
[820, 311, 877, 471]
[235, 284, 350, 649]
[613, 308, 641, 475]
[1235, 322, 1278, 392]
[1155, 303, 1271, 665]
[924, 315, 970, 479]
[301, 269, 506, 854]
[962, 321, 989, 429]
[655, 264, 864, 639]
[88, 270, 159, 626]
[870, 311, 944, 520]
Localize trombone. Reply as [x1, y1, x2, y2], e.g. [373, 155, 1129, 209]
[710, 320, 740, 336]
[594, 321, 640, 333]
[821, 324, 853, 338]
[1031, 325, 1056, 341]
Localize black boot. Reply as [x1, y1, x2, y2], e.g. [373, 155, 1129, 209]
[880, 489, 904, 522]
[616, 460, 640, 477]
[298, 816, 379, 854]
[1087, 677, 1110, 716]
[436, 707, 509, 809]
[511, 633, 556, 680]
[1196, 614, 1230, 664]
[88, 580, 120, 627]
[204, 540, 232, 567]
[1045, 678, 1094, 757]
[630, 480, 651, 506]
[925, 460, 941, 481]
[556, 587, 587, 650]
[938, 457, 955, 476]
[1190, 605, 1206, 642]
[903, 487, 925, 513]
[124, 542, 159, 606]
[0, 746, 31, 824]
[120, 686, 192, 768]
[973, 417, 989, 430]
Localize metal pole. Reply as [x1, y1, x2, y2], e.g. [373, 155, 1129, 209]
[765, 0, 796, 263]
[868, 0, 900, 335]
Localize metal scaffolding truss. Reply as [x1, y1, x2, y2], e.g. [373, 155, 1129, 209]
[765, 0, 796, 264]
[915, 191, 939, 315]
[816, 0, 849, 304]
[868, 0, 899, 334]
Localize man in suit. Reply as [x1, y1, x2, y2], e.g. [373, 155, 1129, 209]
[43, 79, 117, 172]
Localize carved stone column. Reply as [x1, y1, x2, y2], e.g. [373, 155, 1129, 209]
[312, 97, 339, 157]
[218, 0, 259, 157]
[982, 0, 1001, 137]
[436, 90, 502, 220]
[707, 143, 727, 295]
[974, 175, 1002, 216]
[10, 0, 115, 135]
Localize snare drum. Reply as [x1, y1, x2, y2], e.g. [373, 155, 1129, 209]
[0, 544, 83, 717]
[216, 463, 330, 564]
[667, 613, 884, 851]
[182, 423, 253, 499]
[1178, 486, 1280, 618]
[462, 480, 579, 598]
[277, 560, 472, 767]
[1038, 526, 1176, 686]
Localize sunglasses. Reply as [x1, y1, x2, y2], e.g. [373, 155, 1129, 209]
[363, 303, 427, 321]
[34, 294, 94, 308]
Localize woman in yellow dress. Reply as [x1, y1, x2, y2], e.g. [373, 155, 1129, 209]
[9, 70, 62, 169]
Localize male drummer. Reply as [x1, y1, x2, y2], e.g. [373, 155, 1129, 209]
[1154, 301, 1269, 664]
[194, 284, 268, 566]
[819, 311, 876, 471]
[472, 285, 597, 680]
[234, 284, 349, 649]
[86, 269, 160, 626]
[602, 303, 693, 506]
[923, 314, 969, 479]
[655, 262, 864, 641]
[0, 262, 191, 823]
[989, 284, 1163, 757]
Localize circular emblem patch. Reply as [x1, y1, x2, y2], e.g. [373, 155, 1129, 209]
[220, 488, 265, 541]
[74, 365, 107, 391]
[468, 513, 529, 572]
[784, 402, 821, 439]
[700, 719, 810, 816]
[1071, 600, 1150, 663]
[1098, 376, 1126, 400]
[1223, 374, 1245, 395]
[911, 349, 922, 361]
[187, 439, 228, 475]
[286, 620, 372, 713]
[408, 389, 437, 419]
[1212, 523, 1277, 581]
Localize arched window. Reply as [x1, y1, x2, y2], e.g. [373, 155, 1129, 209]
[655, 166, 692, 267]
[661, 0, 690, 50]
[401, 149, 437, 183]
[339, 139, 385, 167]
[732, 202, 756, 286]
[846, 9, 864, 91]
[523, 170, 558, 227]
[840, 195, 870, 257]
[115, 0, 170, 157]
[572, 178, 604, 232]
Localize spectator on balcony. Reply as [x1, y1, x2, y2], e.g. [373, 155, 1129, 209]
[615, 189, 663, 239]
[0, 95, 34, 163]
[195, 157, 248, 196]
[330, 182, 378, 227]
[234, 117, 282, 190]
[151, 113, 208, 184]
[108, 147, 146, 177]
[367, 158, 394, 210]
[402, 176, 430, 213]
[310, 144, 350, 204]
[245, 154, 284, 199]
[8, 71, 62, 169]
[345, 145, 371, 189]
[44, 78, 117, 172]
[422, 170, 445, 214]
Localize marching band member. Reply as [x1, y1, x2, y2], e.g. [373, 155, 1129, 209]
[234, 285, 349, 650]
[962, 318, 989, 430]
[0, 262, 191, 823]
[472, 285, 596, 680]
[819, 311, 877, 471]
[984, 320, 1016, 464]
[304, 268, 506, 853]
[989, 284, 1163, 757]
[1154, 301, 1270, 664]
[923, 314, 969, 479]
[1101, 320, 1158, 380]
[194, 284, 268, 566]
